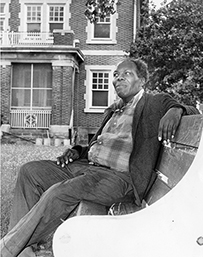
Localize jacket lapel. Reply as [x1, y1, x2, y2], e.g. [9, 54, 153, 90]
[132, 92, 147, 138]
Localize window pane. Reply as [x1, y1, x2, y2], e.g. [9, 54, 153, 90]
[11, 89, 30, 107]
[49, 5, 64, 22]
[0, 19, 4, 31]
[27, 23, 41, 32]
[27, 5, 41, 21]
[49, 23, 63, 32]
[94, 24, 110, 38]
[92, 91, 108, 106]
[33, 64, 52, 88]
[0, 3, 5, 13]
[91, 71, 109, 90]
[13, 64, 31, 88]
[33, 89, 52, 107]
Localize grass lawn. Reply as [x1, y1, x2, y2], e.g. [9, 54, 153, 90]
[0, 143, 67, 239]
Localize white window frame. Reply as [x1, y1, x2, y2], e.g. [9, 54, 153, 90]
[26, 4, 42, 33]
[11, 63, 52, 110]
[84, 65, 117, 113]
[48, 4, 65, 32]
[19, 0, 70, 33]
[86, 8, 118, 44]
[93, 15, 111, 39]
[0, 0, 10, 31]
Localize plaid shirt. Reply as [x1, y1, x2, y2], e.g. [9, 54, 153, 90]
[88, 89, 144, 172]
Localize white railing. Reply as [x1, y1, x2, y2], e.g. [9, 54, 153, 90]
[10, 110, 52, 129]
[0, 31, 54, 46]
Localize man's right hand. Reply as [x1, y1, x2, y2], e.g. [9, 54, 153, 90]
[56, 148, 79, 167]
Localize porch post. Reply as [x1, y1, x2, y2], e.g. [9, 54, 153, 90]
[51, 59, 77, 140]
[0, 61, 12, 125]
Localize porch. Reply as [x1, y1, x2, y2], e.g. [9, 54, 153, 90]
[10, 110, 52, 129]
[0, 30, 78, 47]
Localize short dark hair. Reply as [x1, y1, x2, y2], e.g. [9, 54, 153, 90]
[126, 57, 149, 82]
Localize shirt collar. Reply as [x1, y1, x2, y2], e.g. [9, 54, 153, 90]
[115, 88, 144, 111]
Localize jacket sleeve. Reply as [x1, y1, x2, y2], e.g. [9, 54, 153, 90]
[160, 93, 200, 115]
[72, 145, 89, 159]
[181, 105, 200, 115]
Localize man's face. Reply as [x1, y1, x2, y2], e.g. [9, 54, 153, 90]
[113, 60, 143, 102]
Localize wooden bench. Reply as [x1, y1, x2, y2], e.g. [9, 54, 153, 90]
[71, 114, 203, 217]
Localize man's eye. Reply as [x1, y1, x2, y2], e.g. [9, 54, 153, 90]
[114, 73, 119, 77]
[125, 71, 130, 75]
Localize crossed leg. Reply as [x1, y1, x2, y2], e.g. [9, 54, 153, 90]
[1, 160, 133, 257]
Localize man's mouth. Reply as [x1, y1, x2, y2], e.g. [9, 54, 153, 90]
[115, 83, 126, 89]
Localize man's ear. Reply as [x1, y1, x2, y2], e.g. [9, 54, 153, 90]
[139, 78, 145, 87]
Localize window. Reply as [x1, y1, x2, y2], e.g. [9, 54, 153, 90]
[92, 72, 109, 106]
[27, 5, 42, 32]
[11, 63, 52, 109]
[94, 15, 111, 39]
[84, 66, 116, 113]
[86, 7, 118, 44]
[49, 5, 64, 32]
[0, 3, 5, 31]
[0, 19, 3, 31]
[20, 0, 71, 34]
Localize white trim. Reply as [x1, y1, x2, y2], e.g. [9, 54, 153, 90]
[0, 0, 10, 31]
[51, 59, 76, 68]
[0, 60, 11, 66]
[133, 0, 137, 41]
[19, 0, 70, 32]
[84, 65, 117, 113]
[82, 50, 126, 56]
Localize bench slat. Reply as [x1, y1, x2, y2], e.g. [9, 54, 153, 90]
[171, 115, 203, 148]
[145, 178, 171, 205]
[156, 147, 196, 188]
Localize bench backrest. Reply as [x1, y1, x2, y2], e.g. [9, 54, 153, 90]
[145, 114, 203, 205]
[70, 115, 203, 217]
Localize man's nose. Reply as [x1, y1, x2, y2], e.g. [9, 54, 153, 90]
[117, 74, 124, 80]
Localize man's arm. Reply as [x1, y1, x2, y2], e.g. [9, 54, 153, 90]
[158, 105, 199, 142]
[56, 145, 89, 167]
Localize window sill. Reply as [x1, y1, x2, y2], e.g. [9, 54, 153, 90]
[86, 39, 117, 45]
[84, 108, 105, 113]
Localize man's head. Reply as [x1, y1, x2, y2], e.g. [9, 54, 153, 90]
[113, 58, 149, 103]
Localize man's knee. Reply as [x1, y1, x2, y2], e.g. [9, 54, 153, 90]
[18, 161, 41, 182]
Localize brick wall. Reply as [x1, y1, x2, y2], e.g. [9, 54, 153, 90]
[61, 66, 73, 125]
[52, 65, 73, 126]
[9, 0, 20, 31]
[0, 65, 11, 124]
[53, 31, 75, 46]
[70, 0, 134, 51]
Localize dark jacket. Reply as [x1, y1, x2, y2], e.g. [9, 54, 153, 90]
[74, 92, 199, 205]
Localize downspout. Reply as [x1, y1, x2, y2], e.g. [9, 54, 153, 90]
[133, 0, 138, 41]
[70, 65, 76, 144]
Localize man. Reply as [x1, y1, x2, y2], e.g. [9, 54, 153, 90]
[0, 58, 199, 257]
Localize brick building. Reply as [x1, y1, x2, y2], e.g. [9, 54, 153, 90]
[0, 0, 143, 145]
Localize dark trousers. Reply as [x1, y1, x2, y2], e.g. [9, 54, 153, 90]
[1, 159, 133, 257]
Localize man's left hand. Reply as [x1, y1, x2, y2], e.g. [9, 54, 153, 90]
[158, 107, 184, 143]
